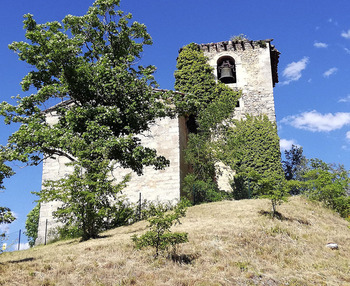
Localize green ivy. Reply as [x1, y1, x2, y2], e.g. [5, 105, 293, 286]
[220, 115, 285, 201]
[173, 43, 240, 204]
[174, 43, 239, 116]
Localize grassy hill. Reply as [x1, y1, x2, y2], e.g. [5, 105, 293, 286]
[1, 196, 349, 286]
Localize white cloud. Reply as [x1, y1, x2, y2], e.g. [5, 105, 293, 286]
[346, 131, 350, 140]
[323, 67, 338, 78]
[281, 110, 350, 132]
[11, 242, 30, 251]
[314, 42, 328, 48]
[280, 139, 299, 151]
[341, 29, 350, 39]
[338, 95, 350, 103]
[281, 57, 309, 85]
[344, 48, 350, 54]
[341, 144, 350, 151]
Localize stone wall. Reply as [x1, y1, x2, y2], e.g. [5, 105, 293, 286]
[36, 112, 185, 244]
[201, 40, 277, 122]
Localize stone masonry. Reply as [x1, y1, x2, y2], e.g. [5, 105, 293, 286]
[36, 39, 279, 244]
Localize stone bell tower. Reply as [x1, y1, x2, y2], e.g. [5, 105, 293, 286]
[197, 39, 280, 191]
[199, 39, 279, 121]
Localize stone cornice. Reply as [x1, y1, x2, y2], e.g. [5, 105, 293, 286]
[178, 39, 280, 87]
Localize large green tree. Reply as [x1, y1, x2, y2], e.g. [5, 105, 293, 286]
[1, 0, 169, 240]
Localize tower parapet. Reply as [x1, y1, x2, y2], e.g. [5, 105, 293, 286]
[196, 39, 280, 122]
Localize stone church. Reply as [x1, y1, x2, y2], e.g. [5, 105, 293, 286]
[36, 39, 280, 244]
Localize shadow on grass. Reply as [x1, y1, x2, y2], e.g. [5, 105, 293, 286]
[168, 253, 199, 264]
[79, 234, 112, 243]
[7, 257, 35, 264]
[258, 210, 310, 225]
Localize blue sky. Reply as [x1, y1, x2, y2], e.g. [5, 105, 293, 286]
[1, 0, 350, 249]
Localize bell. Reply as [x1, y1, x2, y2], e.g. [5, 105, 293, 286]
[219, 66, 235, 83]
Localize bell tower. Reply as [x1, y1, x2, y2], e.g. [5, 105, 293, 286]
[199, 39, 280, 121]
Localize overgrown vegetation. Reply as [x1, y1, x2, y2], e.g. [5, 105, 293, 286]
[173, 43, 288, 216]
[132, 200, 188, 258]
[174, 43, 240, 205]
[230, 33, 250, 41]
[218, 115, 287, 215]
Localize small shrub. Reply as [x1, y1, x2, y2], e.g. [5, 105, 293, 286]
[132, 200, 189, 258]
[231, 34, 250, 41]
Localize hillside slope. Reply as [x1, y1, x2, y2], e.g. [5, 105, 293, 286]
[1, 197, 349, 285]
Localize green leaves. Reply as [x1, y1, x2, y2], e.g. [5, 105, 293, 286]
[0, 155, 14, 189]
[25, 203, 40, 247]
[223, 115, 283, 179]
[174, 43, 239, 116]
[1, 0, 172, 241]
[220, 115, 285, 206]
[173, 43, 240, 203]
[39, 160, 131, 240]
[2, 0, 169, 170]
[132, 200, 189, 258]
[0, 207, 15, 225]
[301, 159, 350, 217]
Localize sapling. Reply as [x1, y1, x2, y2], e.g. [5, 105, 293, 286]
[132, 200, 189, 258]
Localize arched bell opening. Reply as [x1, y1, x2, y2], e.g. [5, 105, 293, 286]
[217, 56, 236, 84]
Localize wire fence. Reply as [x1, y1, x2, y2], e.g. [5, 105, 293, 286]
[1, 192, 178, 251]
[1, 228, 24, 253]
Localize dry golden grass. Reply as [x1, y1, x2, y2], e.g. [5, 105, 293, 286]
[1, 196, 350, 286]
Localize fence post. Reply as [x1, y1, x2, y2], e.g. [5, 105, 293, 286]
[44, 219, 48, 245]
[17, 229, 21, 251]
[138, 192, 142, 221]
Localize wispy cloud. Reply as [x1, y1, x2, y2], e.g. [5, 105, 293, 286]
[280, 139, 299, 151]
[346, 131, 350, 140]
[0, 225, 9, 233]
[281, 110, 350, 132]
[328, 18, 338, 26]
[314, 42, 328, 48]
[344, 47, 350, 54]
[323, 67, 338, 78]
[281, 57, 309, 85]
[338, 95, 350, 103]
[341, 29, 350, 39]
